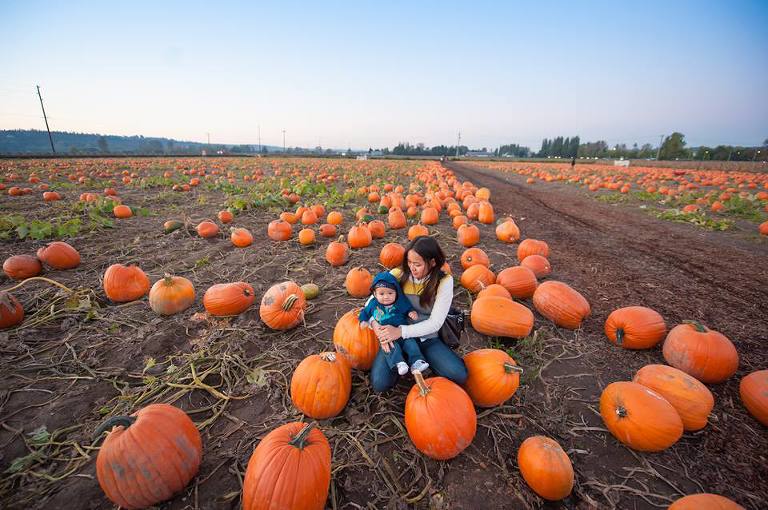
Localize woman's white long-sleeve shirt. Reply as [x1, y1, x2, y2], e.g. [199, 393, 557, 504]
[400, 274, 454, 340]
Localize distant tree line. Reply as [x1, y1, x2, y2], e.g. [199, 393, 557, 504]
[390, 142, 470, 156]
[495, 144, 530, 157]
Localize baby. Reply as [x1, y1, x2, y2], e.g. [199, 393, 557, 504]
[359, 271, 430, 375]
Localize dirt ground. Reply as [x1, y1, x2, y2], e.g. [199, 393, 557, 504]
[0, 158, 766, 509]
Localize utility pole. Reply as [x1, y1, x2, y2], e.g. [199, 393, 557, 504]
[36, 85, 55, 154]
[282, 129, 286, 153]
[455, 131, 461, 158]
[655, 134, 664, 160]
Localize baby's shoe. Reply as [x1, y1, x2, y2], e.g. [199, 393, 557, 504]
[396, 362, 409, 375]
[411, 360, 430, 374]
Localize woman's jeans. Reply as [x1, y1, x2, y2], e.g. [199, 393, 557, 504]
[370, 337, 468, 392]
[383, 338, 425, 369]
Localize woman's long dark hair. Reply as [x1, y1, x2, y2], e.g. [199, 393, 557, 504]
[399, 236, 446, 309]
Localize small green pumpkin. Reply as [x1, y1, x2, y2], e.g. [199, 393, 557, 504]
[301, 283, 320, 300]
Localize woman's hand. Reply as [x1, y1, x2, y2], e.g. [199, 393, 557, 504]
[373, 324, 401, 353]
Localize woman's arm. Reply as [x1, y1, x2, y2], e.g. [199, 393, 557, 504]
[399, 276, 453, 339]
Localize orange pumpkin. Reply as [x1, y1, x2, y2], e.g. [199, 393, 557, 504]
[298, 228, 316, 246]
[460, 247, 489, 269]
[230, 227, 253, 247]
[149, 274, 196, 315]
[420, 207, 439, 225]
[0, 292, 24, 329]
[103, 264, 150, 302]
[463, 349, 523, 407]
[242, 422, 331, 510]
[280, 211, 298, 224]
[113, 204, 132, 218]
[260, 281, 306, 330]
[477, 201, 495, 224]
[456, 223, 480, 247]
[348, 224, 372, 249]
[604, 306, 666, 349]
[387, 208, 406, 229]
[477, 283, 511, 300]
[333, 308, 378, 370]
[532, 281, 590, 329]
[496, 266, 538, 299]
[495, 219, 520, 243]
[203, 282, 255, 316]
[301, 209, 318, 225]
[460, 264, 496, 293]
[367, 219, 386, 239]
[452, 215, 469, 230]
[290, 352, 351, 419]
[95, 404, 202, 510]
[633, 364, 714, 431]
[599, 381, 683, 452]
[325, 236, 349, 266]
[517, 239, 549, 262]
[668, 494, 745, 510]
[405, 373, 476, 460]
[217, 210, 233, 223]
[3, 254, 43, 280]
[196, 220, 219, 238]
[520, 254, 551, 278]
[470, 296, 534, 338]
[662, 322, 739, 383]
[318, 224, 337, 238]
[327, 211, 343, 225]
[408, 223, 429, 240]
[267, 219, 293, 241]
[36, 241, 81, 270]
[345, 267, 373, 298]
[517, 436, 574, 501]
[739, 369, 768, 426]
[379, 243, 405, 269]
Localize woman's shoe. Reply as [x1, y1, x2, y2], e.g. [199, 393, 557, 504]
[411, 360, 430, 374]
[396, 362, 409, 375]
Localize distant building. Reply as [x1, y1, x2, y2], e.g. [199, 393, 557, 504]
[465, 151, 494, 158]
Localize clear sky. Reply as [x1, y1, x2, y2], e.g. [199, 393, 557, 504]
[1, 0, 766, 150]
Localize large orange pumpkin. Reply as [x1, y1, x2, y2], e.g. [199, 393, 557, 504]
[456, 223, 480, 247]
[348, 224, 372, 249]
[345, 267, 373, 298]
[496, 266, 538, 299]
[0, 292, 24, 329]
[196, 220, 219, 238]
[325, 236, 349, 266]
[366, 220, 386, 239]
[470, 296, 534, 338]
[460, 264, 495, 293]
[420, 207, 439, 225]
[113, 204, 132, 218]
[36, 241, 81, 270]
[604, 306, 667, 349]
[95, 404, 202, 510]
[203, 282, 254, 316]
[333, 308, 379, 370]
[267, 219, 293, 241]
[517, 239, 549, 262]
[532, 281, 590, 329]
[477, 201, 494, 224]
[408, 224, 429, 240]
[327, 211, 343, 225]
[460, 247, 489, 269]
[405, 373, 476, 460]
[318, 224, 336, 238]
[520, 254, 551, 278]
[662, 322, 739, 383]
[668, 494, 745, 510]
[290, 352, 351, 419]
[3, 255, 43, 280]
[379, 243, 405, 269]
[463, 348, 523, 407]
[495, 219, 520, 243]
[298, 228, 316, 246]
[387, 208, 406, 229]
[230, 227, 253, 247]
[103, 264, 150, 302]
[633, 364, 714, 431]
[477, 284, 511, 300]
[739, 369, 768, 426]
[260, 281, 306, 330]
[149, 274, 196, 316]
[242, 422, 331, 510]
[599, 381, 683, 452]
[517, 436, 574, 501]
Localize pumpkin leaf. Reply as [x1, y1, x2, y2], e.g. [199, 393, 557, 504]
[28, 425, 51, 446]
[5, 451, 43, 474]
[246, 367, 268, 388]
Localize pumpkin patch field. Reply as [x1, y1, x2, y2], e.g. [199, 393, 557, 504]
[0, 156, 766, 509]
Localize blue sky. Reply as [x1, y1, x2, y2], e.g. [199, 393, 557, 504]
[1, 0, 766, 149]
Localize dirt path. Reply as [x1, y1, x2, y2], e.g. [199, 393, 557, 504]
[444, 161, 768, 508]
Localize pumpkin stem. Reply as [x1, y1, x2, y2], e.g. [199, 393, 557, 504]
[683, 320, 707, 333]
[615, 406, 628, 418]
[320, 352, 337, 362]
[282, 294, 300, 311]
[503, 362, 524, 374]
[289, 422, 317, 449]
[413, 371, 430, 396]
[163, 273, 174, 285]
[616, 328, 624, 346]
[93, 415, 137, 442]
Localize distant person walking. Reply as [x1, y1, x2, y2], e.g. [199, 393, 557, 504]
[571, 156, 576, 169]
